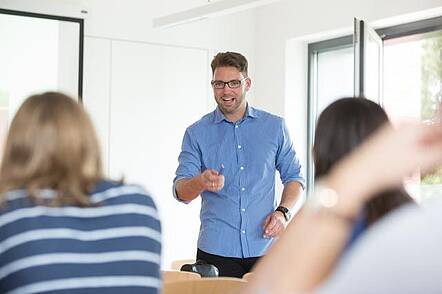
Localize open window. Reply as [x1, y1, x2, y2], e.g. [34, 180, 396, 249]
[354, 18, 383, 103]
[307, 16, 442, 201]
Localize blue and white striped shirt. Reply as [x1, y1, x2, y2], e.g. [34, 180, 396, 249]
[0, 180, 161, 294]
[174, 106, 304, 258]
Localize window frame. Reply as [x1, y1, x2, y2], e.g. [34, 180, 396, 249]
[306, 15, 442, 196]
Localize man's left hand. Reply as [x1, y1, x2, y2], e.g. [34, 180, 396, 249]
[262, 211, 287, 238]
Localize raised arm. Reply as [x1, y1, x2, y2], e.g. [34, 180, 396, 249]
[175, 169, 224, 202]
[242, 120, 442, 294]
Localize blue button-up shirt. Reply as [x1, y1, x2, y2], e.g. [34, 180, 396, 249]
[173, 105, 305, 258]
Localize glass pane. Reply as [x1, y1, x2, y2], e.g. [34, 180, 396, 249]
[0, 12, 81, 166]
[365, 31, 382, 102]
[0, 110, 7, 159]
[383, 30, 442, 202]
[317, 47, 354, 117]
[0, 13, 80, 121]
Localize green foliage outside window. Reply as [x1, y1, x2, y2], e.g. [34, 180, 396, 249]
[421, 31, 442, 184]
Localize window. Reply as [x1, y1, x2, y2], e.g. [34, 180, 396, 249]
[307, 36, 353, 191]
[382, 28, 442, 202]
[307, 16, 442, 201]
[0, 8, 84, 160]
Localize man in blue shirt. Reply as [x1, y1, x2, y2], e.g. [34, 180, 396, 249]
[173, 51, 305, 278]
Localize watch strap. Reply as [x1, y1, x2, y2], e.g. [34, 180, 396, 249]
[275, 206, 291, 221]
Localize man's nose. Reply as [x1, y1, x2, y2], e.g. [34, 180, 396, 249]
[221, 85, 234, 94]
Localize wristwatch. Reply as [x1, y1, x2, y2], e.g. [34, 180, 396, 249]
[275, 206, 291, 221]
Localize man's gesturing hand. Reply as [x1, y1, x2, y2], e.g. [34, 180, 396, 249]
[199, 169, 224, 192]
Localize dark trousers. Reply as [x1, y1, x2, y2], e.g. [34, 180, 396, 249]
[197, 248, 260, 278]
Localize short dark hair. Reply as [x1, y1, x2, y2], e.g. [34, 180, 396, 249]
[211, 52, 248, 76]
[313, 97, 413, 225]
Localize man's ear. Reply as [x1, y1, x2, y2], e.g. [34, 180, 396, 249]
[245, 78, 252, 91]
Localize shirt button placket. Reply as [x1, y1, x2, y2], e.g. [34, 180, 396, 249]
[236, 122, 248, 256]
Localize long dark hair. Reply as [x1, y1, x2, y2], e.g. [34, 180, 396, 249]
[313, 97, 413, 225]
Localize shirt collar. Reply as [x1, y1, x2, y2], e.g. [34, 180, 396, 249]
[213, 103, 258, 124]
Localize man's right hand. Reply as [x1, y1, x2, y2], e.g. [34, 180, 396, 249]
[175, 169, 225, 202]
[199, 169, 225, 192]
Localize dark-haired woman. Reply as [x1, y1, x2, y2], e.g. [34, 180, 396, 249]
[313, 97, 413, 246]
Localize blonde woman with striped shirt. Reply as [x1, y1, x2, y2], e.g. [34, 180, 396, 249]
[0, 92, 161, 294]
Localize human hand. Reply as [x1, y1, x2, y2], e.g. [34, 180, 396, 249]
[263, 211, 287, 239]
[328, 120, 442, 203]
[199, 169, 225, 192]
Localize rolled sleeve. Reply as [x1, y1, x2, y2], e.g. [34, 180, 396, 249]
[275, 119, 305, 189]
[172, 178, 191, 204]
[173, 128, 201, 203]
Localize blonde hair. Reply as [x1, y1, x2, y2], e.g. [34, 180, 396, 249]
[0, 92, 103, 206]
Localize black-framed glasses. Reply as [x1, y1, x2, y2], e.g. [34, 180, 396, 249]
[211, 77, 248, 89]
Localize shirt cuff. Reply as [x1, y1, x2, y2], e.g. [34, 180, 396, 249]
[172, 177, 191, 204]
[283, 178, 306, 190]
